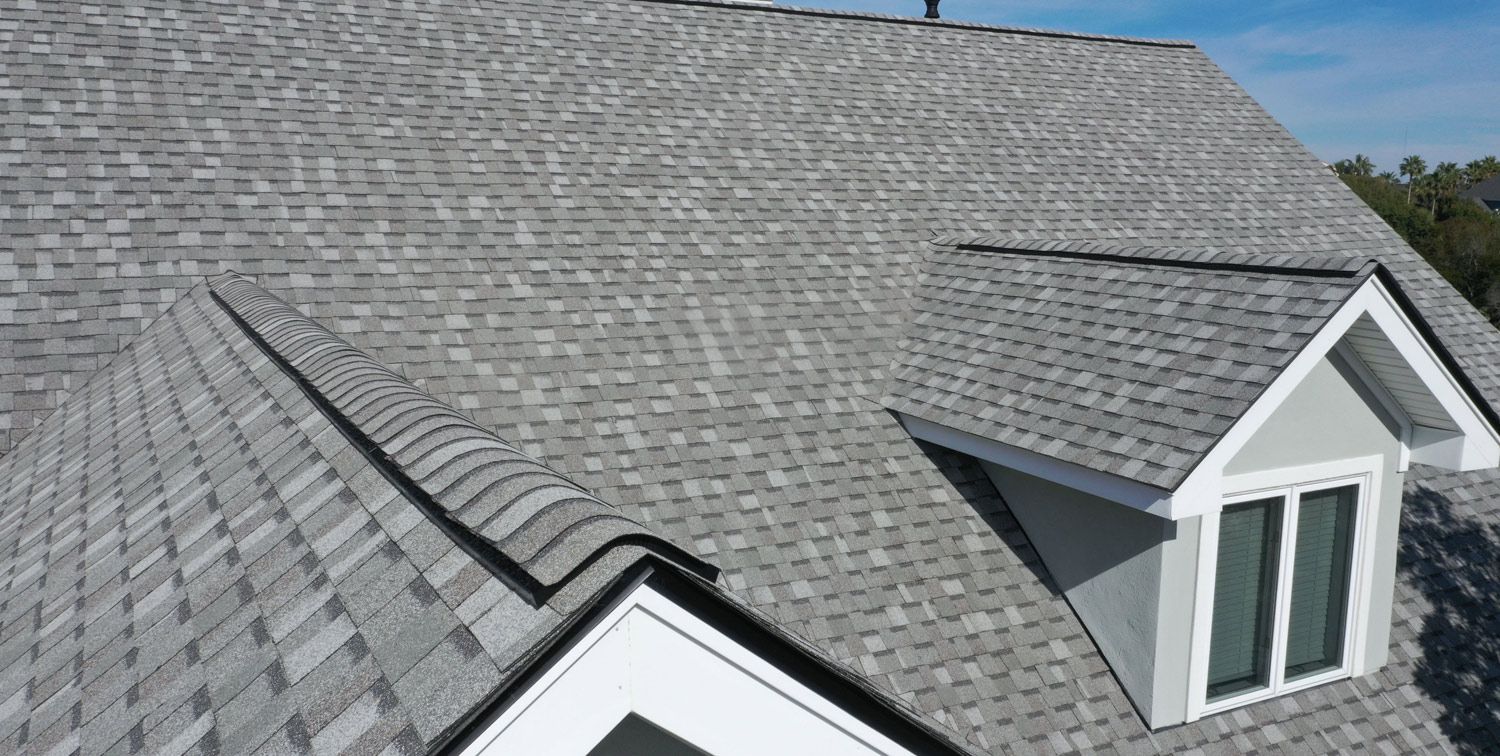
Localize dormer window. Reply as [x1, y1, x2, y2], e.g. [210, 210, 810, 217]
[1205, 472, 1366, 710]
[889, 238, 1500, 729]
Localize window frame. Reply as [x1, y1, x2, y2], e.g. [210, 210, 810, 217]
[1186, 455, 1383, 720]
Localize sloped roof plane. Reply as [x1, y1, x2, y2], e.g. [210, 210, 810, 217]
[887, 239, 1378, 491]
[889, 239, 1500, 519]
[5, 0, 1500, 752]
[0, 286, 565, 754]
[208, 272, 716, 609]
[0, 273, 971, 756]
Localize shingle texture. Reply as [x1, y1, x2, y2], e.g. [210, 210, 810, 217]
[208, 271, 715, 609]
[0, 286, 567, 755]
[3, 0, 1500, 753]
[886, 240, 1378, 489]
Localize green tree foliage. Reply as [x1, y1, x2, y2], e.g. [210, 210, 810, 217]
[1343, 174, 1436, 250]
[1466, 156, 1500, 185]
[1400, 155, 1427, 204]
[1340, 154, 1500, 326]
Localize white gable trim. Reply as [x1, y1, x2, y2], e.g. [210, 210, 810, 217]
[1328, 341, 1414, 472]
[904, 276, 1500, 520]
[1173, 276, 1500, 517]
[897, 414, 1177, 517]
[458, 578, 922, 756]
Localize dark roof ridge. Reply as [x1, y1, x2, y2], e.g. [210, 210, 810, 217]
[208, 271, 717, 609]
[631, 0, 1196, 48]
[940, 236, 1380, 277]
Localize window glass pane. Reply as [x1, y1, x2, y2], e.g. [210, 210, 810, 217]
[1208, 496, 1283, 701]
[1284, 484, 1358, 681]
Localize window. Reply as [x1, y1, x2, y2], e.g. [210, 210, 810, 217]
[1203, 477, 1364, 711]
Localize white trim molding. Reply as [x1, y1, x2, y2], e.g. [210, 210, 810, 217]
[903, 276, 1500, 521]
[459, 580, 922, 756]
[1183, 455, 1383, 722]
[897, 414, 1177, 516]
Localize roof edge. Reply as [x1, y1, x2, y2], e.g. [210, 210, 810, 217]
[207, 271, 717, 609]
[941, 236, 1379, 277]
[632, 0, 1197, 48]
[437, 560, 983, 756]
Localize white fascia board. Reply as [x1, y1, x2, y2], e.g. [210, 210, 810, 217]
[897, 413, 1178, 517]
[1176, 277, 1500, 514]
[1329, 341, 1414, 472]
[459, 580, 921, 756]
[904, 277, 1500, 522]
[1176, 277, 1500, 515]
[1360, 280, 1500, 470]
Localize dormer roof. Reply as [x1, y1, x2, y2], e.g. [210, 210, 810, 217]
[888, 238, 1500, 517]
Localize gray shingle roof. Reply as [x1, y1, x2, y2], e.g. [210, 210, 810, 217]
[0, 285, 565, 755]
[0, 273, 970, 756]
[886, 239, 1378, 490]
[1462, 175, 1500, 210]
[208, 271, 716, 610]
[4, 0, 1500, 752]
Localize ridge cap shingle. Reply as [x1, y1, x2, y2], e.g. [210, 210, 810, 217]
[207, 271, 717, 609]
[944, 236, 1380, 277]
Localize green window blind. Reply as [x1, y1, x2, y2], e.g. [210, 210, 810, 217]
[1283, 484, 1357, 680]
[1207, 496, 1283, 701]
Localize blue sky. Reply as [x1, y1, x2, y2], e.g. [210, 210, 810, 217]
[807, 0, 1499, 173]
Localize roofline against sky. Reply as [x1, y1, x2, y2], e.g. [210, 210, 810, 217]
[633, 0, 1198, 48]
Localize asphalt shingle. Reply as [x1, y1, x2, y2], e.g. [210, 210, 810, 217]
[2, 0, 1499, 753]
[0, 287, 564, 754]
[887, 239, 1377, 489]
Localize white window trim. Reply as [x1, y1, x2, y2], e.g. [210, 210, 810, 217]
[458, 579, 919, 756]
[1184, 455, 1383, 722]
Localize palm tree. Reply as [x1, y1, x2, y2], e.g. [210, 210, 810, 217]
[1378, 171, 1397, 183]
[1432, 162, 1461, 213]
[1464, 156, 1500, 187]
[1352, 154, 1375, 177]
[1400, 155, 1426, 204]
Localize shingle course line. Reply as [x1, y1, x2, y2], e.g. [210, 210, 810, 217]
[206, 272, 717, 609]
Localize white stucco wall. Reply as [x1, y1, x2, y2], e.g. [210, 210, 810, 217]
[980, 461, 1171, 722]
[981, 351, 1407, 729]
[1224, 350, 1406, 676]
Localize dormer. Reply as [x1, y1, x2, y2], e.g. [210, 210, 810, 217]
[887, 239, 1500, 729]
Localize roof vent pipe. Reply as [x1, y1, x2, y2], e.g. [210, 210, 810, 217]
[925, 0, 940, 18]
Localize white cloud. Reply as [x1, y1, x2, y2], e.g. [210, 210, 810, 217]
[1198, 14, 1500, 170]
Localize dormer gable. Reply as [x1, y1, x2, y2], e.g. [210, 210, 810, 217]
[887, 238, 1500, 519]
[887, 239, 1500, 728]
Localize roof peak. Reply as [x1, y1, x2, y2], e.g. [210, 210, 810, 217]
[632, 0, 1197, 48]
[208, 272, 716, 611]
[938, 237, 1380, 277]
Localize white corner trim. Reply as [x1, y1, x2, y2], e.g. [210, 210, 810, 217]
[459, 581, 920, 756]
[897, 413, 1177, 517]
